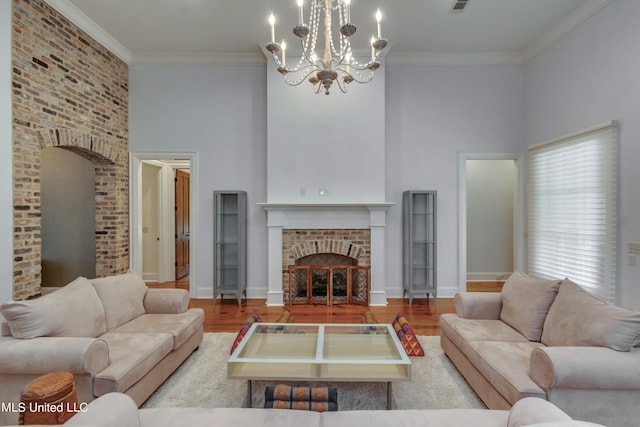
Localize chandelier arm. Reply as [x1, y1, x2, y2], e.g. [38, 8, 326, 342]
[334, 74, 349, 94]
[333, 64, 373, 84]
[285, 67, 322, 87]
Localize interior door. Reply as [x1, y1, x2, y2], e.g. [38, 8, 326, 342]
[175, 169, 190, 279]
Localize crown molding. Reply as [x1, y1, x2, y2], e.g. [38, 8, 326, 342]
[522, 0, 613, 62]
[130, 52, 265, 66]
[44, 0, 613, 68]
[387, 52, 525, 66]
[44, 0, 132, 63]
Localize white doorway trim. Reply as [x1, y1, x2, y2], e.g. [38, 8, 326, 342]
[130, 152, 198, 298]
[458, 152, 525, 292]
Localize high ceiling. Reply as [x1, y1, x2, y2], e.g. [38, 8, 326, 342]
[48, 0, 612, 64]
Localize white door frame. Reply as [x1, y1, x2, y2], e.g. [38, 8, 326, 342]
[458, 152, 525, 292]
[130, 152, 198, 298]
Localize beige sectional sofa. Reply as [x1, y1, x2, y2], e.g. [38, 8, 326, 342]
[0, 272, 204, 426]
[4, 391, 610, 427]
[440, 272, 640, 427]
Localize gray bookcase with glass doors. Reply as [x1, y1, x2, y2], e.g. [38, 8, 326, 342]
[213, 191, 247, 305]
[403, 190, 437, 304]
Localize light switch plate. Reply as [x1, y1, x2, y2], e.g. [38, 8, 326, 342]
[629, 243, 640, 255]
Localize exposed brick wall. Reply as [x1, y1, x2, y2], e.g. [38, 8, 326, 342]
[11, 0, 129, 299]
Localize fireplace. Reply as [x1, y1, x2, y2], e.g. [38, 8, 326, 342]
[260, 203, 393, 306]
[283, 230, 370, 305]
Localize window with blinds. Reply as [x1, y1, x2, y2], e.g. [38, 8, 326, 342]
[528, 122, 617, 302]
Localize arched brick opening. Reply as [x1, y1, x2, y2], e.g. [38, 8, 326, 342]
[11, 128, 129, 299]
[288, 240, 368, 265]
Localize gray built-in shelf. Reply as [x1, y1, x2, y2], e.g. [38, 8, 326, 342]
[403, 190, 437, 304]
[213, 191, 247, 306]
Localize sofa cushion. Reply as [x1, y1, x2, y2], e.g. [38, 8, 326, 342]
[320, 409, 510, 427]
[467, 341, 546, 404]
[111, 309, 204, 350]
[1, 277, 106, 339]
[541, 279, 640, 351]
[139, 407, 323, 427]
[524, 423, 607, 427]
[93, 332, 173, 396]
[440, 313, 529, 357]
[64, 392, 140, 427]
[91, 272, 148, 330]
[500, 271, 561, 342]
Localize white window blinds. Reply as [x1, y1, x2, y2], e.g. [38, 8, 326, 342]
[528, 122, 617, 302]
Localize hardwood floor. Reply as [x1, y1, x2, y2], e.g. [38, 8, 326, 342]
[466, 281, 505, 292]
[147, 277, 504, 335]
[190, 297, 455, 336]
[147, 280, 453, 335]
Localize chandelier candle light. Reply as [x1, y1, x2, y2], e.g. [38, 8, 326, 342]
[266, 0, 388, 95]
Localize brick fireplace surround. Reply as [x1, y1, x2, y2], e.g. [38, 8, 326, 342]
[261, 203, 393, 306]
[283, 229, 371, 304]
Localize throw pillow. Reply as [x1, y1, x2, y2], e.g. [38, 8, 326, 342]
[264, 384, 338, 412]
[541, 279, 640, 351]
[90, 271, 147, 330]
[275, 308, 295, 323]
[270, 309, 297, 333]
[500, 271, 562, 341]
[1, 277, 107, 339]
[360, 309, 379, 324]
[358, 309, 384, 334]
[392, 313, 425, 356]
[230, 312, 262, 355]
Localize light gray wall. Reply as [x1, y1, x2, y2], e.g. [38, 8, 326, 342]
[266, 58, 386, 204]
[40, 148, 96, 286]
[384, 63, 524, 296]
[466, 159, 515, 277]
[1, 0, 12, 303]
[130, 62, 524, 298]
[524, 0, 640, 309]
[129, 65, 267, 298]
[113, 0, 640, 308]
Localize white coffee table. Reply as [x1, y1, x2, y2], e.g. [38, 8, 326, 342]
[228, 323, 412, 409]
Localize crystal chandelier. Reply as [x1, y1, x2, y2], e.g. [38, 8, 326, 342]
[266, 0, 388, 95]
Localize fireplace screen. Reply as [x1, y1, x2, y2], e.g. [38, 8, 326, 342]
[287, 265, 369, 305]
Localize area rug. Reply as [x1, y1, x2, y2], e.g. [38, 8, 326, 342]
[142, 333, 485, 410]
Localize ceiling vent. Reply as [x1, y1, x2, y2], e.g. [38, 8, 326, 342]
[451, 0, 470, 12]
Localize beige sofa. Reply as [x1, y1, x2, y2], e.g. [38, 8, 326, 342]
[4, 392, 609, 427]
[440, 272, 640, 427]
[0, 272, 204, 426]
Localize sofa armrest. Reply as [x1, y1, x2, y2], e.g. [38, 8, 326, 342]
[143, 288, 189, 314]
[65, 392, 140, 427]
[454, 292, 502, 319]
[1, 320, 10, 337]
[507, 397, 572, 427]
[531, 346, 640, 390]
[0, 336, 109, 375]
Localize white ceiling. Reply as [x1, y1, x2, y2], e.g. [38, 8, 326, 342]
[46, 0, 612, 65]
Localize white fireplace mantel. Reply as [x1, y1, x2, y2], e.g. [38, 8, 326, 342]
[259, 202, 395, 306]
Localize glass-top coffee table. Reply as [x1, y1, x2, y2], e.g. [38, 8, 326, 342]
[228, 323, 412, 409]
